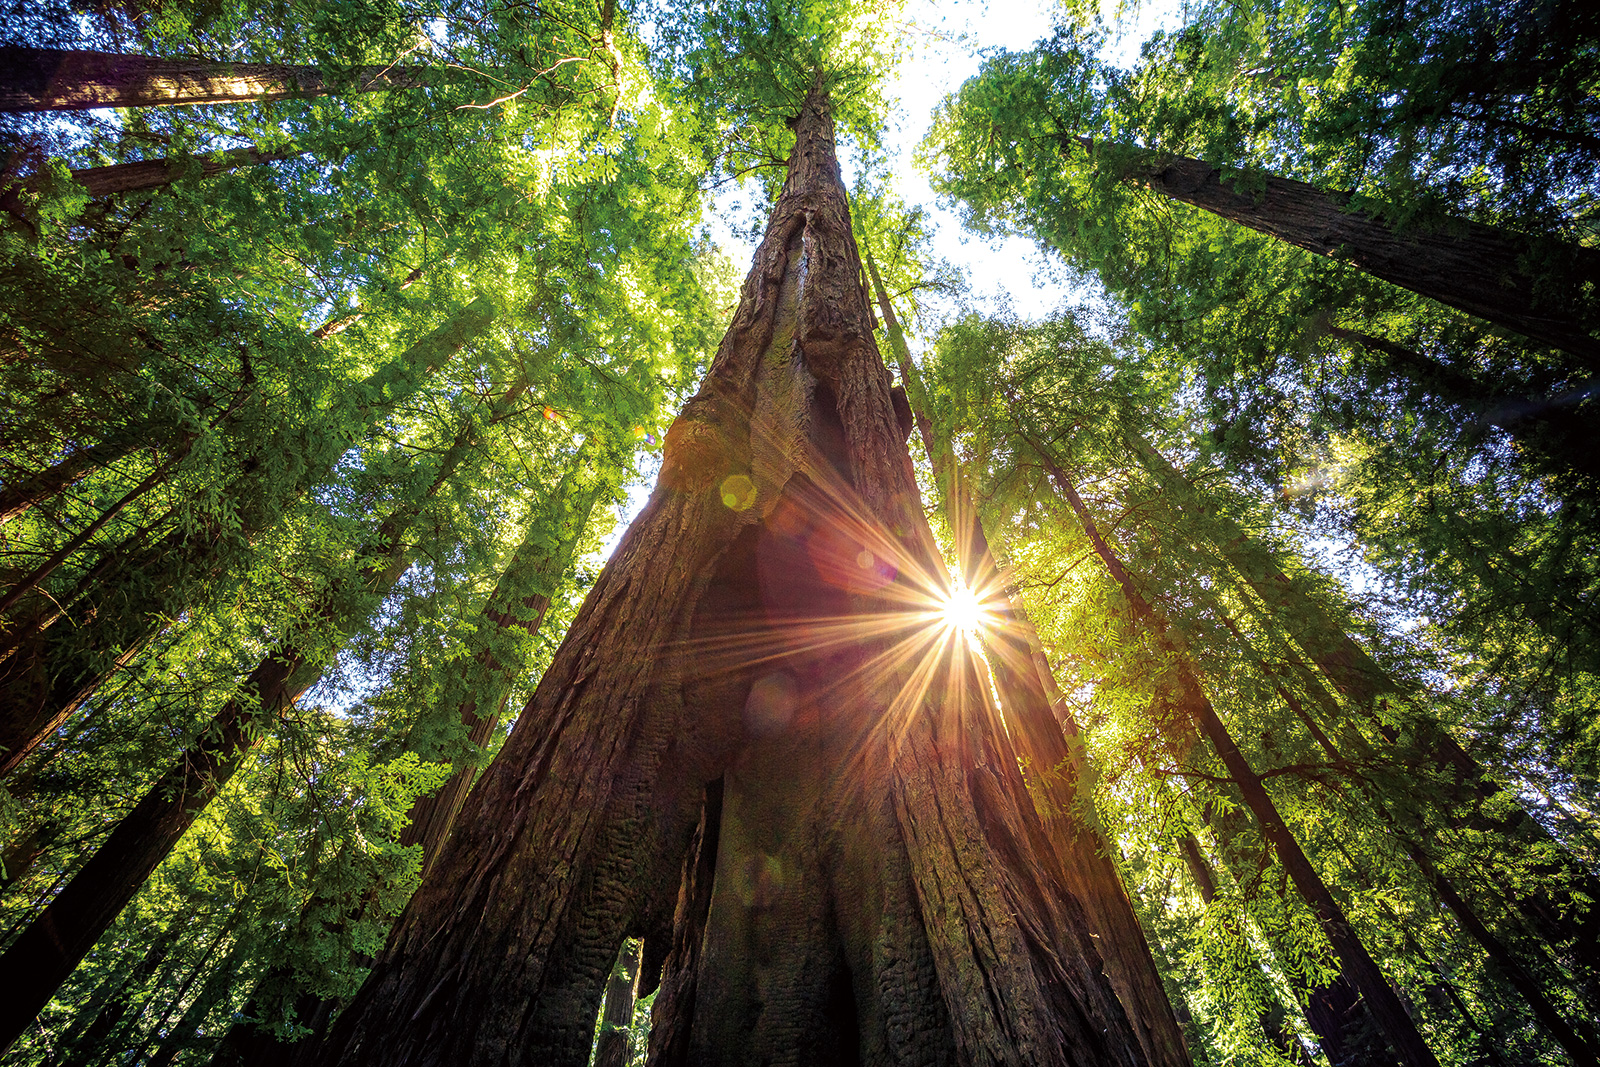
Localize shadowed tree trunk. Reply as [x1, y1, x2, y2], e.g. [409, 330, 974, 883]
[303, 75, 1159, 1067]
[1129, 434, 1600, 999]
[865, 250, 1191, 1067]
[1027, 435, 1441, 1067]
[594, 940, 642, 1067]
[0, 438, 137, 527]
[0, 48, 439, 111]
[0, 298, 493, 779]
[1078, 138, 1600, 367]
[0, 393, 503, 1052]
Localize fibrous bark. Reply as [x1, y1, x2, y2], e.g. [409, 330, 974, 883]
[865, 251, 1190, 1067]
[0, 48, 438, 111]
[1081, 139, 1600, 368]
[0, 298, 492, 779]
[306, 76, 1152, 1067]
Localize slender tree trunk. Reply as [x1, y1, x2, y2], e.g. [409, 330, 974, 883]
[1080, 138, 1600, 366]
[145, 940, 251, 1067]
[211, 446, 600, 1067]
[1221, 619, 1599, 1064]
[1130, 435, 1600, 989]
[594, 940, 642, 1067]
[55, 929, 175, 1066]
[1176, 831, 1317, 1067]
[0, 437, 136, 527]
[67, 146, 303, 196]
[0, 48, 439, 111]
[1030, 437, 1441, 1067]
[1326, 325, 1600, 482]
[305, 77, 1150, 1067]
[865, 250, 1191, 1067]
[0, 446, 183, 617]
[399, 459, 606, 876]
[0, 298, 492, 779]
[0, 397, 495, 1052]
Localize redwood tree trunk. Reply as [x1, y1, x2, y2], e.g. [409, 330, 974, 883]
[1084, 139, 1600, 367]
[0, 436, 136, 527]
[594, 941, 642, 1067]
[0, 402, 493, 1051]
[305, 77, 1154, 1067]
[0, 298, 492, 779]
[865, 251, 1191, 1067]
[66, 146, 303, 196]
[0, 48, 437, 111]
[1034, 444, 1441, 1067]
[1129, 435, 1600, 996]
[399, 462, 606, 876]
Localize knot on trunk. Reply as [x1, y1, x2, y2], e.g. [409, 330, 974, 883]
[662, 408, 735, 492]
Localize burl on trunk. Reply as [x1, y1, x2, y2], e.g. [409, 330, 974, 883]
[308, 76, 1157, 1067]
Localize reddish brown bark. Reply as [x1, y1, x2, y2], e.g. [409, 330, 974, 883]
[306, 78, 1148, 1067]
[0, 48, 438, 111]
[0, 299, 490, 779]
[67, 146, 302, 196]
[865, 251, 1191, 1067]
[0, 403, 492, 1052]
[1083, 139, 1600, 367]
[1032, 442, 1441, 1067]
[594, 941, 642, 1067]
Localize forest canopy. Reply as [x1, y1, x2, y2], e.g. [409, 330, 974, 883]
[0, 1, 1596, 1065]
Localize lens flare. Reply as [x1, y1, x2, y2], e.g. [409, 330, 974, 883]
[939, 585, 989, 635]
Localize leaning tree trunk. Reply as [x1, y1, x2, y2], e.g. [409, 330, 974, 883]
[865, 250, 1191, 1067]
[0, 437, 137, 527]
[399, 457, 608, 877]
[211, 453, 606, 1067]
[305, 75, 1157, 1067]
[0, 48, 438, 111]
[1079, 139, 1600, 368]
[1130, 435, 1600, 995]
[64, 146, 303, 196]
[1031, 439, 1442, 1067]
[0, 398, 495, 1052]
[0, 297, 492, 779]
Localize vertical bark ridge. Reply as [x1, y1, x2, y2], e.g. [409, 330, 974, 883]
[307, 75, 1148, 1067]
[864, 250, 1189, 1067]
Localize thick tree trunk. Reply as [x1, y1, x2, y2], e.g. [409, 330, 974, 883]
[0, 298, 491, 779]
[0, 48, 438, 111]
[0, 400, 493, 1052]
[306, 77, 1148, 1067]
[865, 251, 1190, 1067]
[1032, 442, 1440, 1067]
[1083, 139, 1600, 367]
